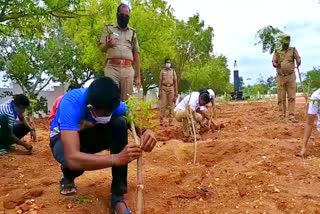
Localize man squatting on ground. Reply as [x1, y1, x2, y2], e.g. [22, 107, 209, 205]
[49, 77, 157, 214]
[0, 94, 36, 155]
[174, 90, 211, 140]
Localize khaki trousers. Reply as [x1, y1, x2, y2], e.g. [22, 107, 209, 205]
[276, 75, 282, 111]
[159, 86, 174, 122]
[278, 73, 296, 116]
[175, 110, 203, 137]
[104, 64, 134, 101]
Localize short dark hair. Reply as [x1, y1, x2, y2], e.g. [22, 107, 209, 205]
[199, 92, 210, 104]
[13, 94, 30, 108]
[87, 77, 120, 111]
[117, 3, 130, 14]
[199, 88, 208, 94]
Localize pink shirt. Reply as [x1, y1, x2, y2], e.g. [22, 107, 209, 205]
[48, 95, 63, 124]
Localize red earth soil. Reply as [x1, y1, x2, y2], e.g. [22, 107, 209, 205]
[1, 97, 320, 214]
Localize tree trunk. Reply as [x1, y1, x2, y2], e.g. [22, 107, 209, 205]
[143, 87, 148, 102]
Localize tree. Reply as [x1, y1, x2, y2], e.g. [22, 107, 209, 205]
[173, 14, 214, 87]
[63, 0, 176, 96]
[184, 55, 231, 94]
[130, 0, 175, 96]
[0, 28, 95, 113]
[266, 76, 276, 89]
[255, 25, 285, 54]
[45, 28, 95, 87]
[0, 37, 54, 113]
[305, 67, 320, 94]
[0, 0, 82, 37]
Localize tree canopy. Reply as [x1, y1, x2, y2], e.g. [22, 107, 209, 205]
[0, 0, 232, 112]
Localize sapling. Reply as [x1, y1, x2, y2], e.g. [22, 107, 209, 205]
[125, 96, 156, 214]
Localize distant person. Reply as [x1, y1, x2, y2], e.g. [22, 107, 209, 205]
[99, 3, 141, 101]
[158, 58, 178, 126]
[48, 83, 79, 125]
[199, 88, 216, 110]
[49, 77, 157, 214]
[198, 88, 220, 129]
[297, 88, 320, 157]
[174, 91, 211, 141]
[0, 94, 36, 155]
[272, 34, 301, 122]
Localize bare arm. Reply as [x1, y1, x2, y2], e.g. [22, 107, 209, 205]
[158, 70, 163, 98]
[19, 114, 36, 141]
[294, 48, 301, 67]
[211, 99, 216, 111]
[201, 110, 211, 121]
[21, 116, 34, 131]
[272, 52, 279, 68]
[133, 52, 141, 79]
[61, 131, 142, 171]
[10, 132, 32, 150]
[173, 70, 178, 97]
[99, 26, 110, 52]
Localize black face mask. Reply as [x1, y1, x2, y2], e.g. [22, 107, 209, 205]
[282, 43, 289, 50]
[117, 13, 129, 29]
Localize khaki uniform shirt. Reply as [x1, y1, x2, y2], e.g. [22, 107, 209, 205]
[160, 68, 177, 86]
[100, 24, 140, 61]
[272, 47, 301, 76]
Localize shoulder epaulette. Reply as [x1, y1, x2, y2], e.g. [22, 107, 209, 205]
[129, 26, 136, 32]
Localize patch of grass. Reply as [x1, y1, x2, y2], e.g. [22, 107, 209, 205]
[216, 93, 232, 105]
[75, 195, 91, 204]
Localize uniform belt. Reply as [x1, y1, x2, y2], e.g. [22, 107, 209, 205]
[163, 84, 173, 87]
[278, 72, 294, 77]
[108, 58, 132, 65]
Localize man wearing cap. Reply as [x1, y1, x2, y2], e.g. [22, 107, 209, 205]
[99, 3, 141, 101]
[272, 35, 301, 122]
[158, 58, 178, 126]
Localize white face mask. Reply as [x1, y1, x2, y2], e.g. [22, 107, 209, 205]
[165, 63, 171, 68]
[92, 114, 112, 124]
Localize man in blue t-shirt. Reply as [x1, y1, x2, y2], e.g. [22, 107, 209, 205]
[49, 77, 157, 214]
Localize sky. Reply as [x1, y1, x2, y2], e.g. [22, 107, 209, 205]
[1, 0, 320, 89]
[165, 0, 320, 85]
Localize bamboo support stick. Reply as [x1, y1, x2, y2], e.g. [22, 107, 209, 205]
[296, 67, 307, 102]
[130, 121, 143, 214]
[186, 105, 198, 164]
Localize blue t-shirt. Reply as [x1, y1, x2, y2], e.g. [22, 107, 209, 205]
[50, 88, 128, 137]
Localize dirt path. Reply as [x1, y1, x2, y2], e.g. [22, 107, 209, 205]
[1, 99, 320, 214]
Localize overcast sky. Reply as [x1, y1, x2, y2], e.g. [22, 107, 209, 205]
[166, 0, 320, 85]
[1, 0, 320, 89]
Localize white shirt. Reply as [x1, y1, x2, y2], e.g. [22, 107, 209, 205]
[199, 89, 214, 111]
[174, 92, 200, 112]
[207, 89, 215, 99]
[308, 88, 320, 132]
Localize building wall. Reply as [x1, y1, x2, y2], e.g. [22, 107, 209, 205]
[0, 84, 68, 115]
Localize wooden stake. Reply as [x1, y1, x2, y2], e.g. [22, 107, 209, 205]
[186, 105, 198, 164]
[130, 121, 143, 214]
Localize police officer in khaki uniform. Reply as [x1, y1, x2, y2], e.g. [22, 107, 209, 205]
[272, 35, 301, 122]
[158, 58, 178, 126]
[99, 3, 141, 101]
